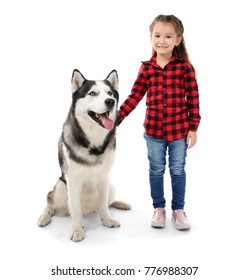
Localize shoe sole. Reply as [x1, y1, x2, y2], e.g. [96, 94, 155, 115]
[171, 218, 190, 230]
[175, 226, 190, 231]
[151, 223, 166, 228]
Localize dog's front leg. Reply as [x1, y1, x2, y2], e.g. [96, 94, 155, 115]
[98, 180, 120, 228]
[67, 179, 84, 241]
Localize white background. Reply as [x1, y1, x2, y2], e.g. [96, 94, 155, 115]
[0, 0, 247, 279]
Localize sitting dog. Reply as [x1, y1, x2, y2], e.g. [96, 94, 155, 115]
[38, 69, 130, 241]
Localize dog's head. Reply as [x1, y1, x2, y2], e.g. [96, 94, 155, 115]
[71, 69, 119, 131]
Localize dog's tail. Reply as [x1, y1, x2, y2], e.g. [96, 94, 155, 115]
[110, 200, 131, 210]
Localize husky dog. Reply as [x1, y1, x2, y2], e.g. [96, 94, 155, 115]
[38, 69, 130, 241]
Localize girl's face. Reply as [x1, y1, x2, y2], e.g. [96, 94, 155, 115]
[151, 21, 182, 58]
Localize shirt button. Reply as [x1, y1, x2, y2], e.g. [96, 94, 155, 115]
[164, 104, 167, 107]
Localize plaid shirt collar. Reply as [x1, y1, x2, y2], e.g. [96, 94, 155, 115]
[143, 55, 183, 68]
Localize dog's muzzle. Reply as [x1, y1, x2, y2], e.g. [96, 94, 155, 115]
[88, 98, 116, 130]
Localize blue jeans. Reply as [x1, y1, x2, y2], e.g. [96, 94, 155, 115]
[144, 133, 188, 210]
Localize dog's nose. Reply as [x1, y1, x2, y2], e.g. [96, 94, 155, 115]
[105, 98, 115, 109]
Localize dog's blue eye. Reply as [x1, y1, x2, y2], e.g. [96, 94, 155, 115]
[88, 91, 97, 96]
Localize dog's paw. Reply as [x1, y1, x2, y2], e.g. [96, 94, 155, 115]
[38, 215, 51, 227]
[102, 219, 120, 228]
[70, 229, 85, 242]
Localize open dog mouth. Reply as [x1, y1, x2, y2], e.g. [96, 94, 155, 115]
[88, 110, 114, 130]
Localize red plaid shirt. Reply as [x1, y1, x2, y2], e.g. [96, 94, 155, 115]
[118, 55, 201, 141]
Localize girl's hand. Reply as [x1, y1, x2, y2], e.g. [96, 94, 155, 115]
[187, 131, 197, 149]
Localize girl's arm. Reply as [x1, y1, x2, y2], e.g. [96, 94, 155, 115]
[118, 64, 147, 124]
[184, 63, 201, 148]
[184, 63, 201, 128]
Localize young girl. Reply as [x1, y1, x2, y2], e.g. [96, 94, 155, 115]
[118, 15, 201, 230]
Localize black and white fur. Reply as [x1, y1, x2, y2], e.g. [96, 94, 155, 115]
[38, 69, 130, 242]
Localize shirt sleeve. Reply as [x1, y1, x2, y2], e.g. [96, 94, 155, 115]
[184, 63, 201, 131]
[117, 64, 147, 124]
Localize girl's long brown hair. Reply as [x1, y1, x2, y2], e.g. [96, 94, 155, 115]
[149, 15, 191, 64]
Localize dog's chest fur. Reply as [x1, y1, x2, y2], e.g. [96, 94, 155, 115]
[59, 115, 116, 166]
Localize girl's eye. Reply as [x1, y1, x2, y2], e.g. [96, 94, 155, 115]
[88, 91, 97, 96]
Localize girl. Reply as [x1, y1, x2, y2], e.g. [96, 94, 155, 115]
[118, 15, 201, 230]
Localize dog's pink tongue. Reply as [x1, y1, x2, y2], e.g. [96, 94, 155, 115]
[100, 114, 114, 130]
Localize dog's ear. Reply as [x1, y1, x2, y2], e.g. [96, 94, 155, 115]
[71, 69, 86, 94]
[106, 70, 118, 91]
